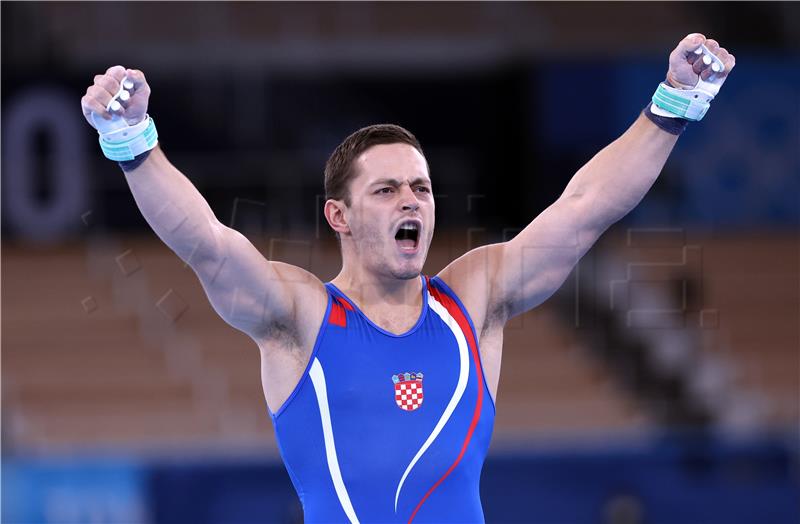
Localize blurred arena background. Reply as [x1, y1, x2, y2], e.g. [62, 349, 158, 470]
[2, 2, 798, 523]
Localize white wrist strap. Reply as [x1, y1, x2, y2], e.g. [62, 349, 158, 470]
[97, 115, 158, 161]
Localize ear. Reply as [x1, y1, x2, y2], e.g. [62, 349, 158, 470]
[324, 199, 350, 235]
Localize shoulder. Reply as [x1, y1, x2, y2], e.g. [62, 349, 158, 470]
[433, 243, 506, 334]
[260, 261, 330, 348]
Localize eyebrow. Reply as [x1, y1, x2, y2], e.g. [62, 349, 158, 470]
[370, 177, 431, 188]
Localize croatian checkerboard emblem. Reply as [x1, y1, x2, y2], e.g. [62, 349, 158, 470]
[393, 372, 424, 411]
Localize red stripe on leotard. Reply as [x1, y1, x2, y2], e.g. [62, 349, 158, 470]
[408, 277, 485, 523]
[329, 298, 347, 327]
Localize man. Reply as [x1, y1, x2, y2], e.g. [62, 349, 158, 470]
[81, 33, 734, 523]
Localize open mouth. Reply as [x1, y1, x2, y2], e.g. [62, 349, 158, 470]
[394, 221, 420, 252]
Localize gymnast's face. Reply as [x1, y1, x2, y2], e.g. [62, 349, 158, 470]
[336, 143, 435, 280]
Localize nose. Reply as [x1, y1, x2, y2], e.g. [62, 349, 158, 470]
[398, 184, 420, 212]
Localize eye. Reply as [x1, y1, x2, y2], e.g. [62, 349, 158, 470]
[415, 186, 431, 193]
[376, 187, 393, 194]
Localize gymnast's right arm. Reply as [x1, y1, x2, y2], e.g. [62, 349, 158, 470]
[81, 65, 315, 340]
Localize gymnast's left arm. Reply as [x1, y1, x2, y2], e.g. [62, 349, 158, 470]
[488, 33, 736, 321]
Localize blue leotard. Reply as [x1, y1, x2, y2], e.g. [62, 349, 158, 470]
[270, 275, 496, 523]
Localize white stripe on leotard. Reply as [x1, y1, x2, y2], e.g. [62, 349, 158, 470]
[393, 293, 470, 512]
[309, 358, 361, 524]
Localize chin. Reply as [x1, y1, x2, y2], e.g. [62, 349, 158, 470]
[388, 258, 425, 280]
[391, 268, 422, 280]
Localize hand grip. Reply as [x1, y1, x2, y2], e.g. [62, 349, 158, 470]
[693, 44, 725, 74]
[91, 76, 135, 134]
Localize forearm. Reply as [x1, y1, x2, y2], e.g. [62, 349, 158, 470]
[122, 145, 224, 264]
[561, 112, 680, 228]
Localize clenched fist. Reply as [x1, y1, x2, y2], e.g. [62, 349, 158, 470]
[666, 33, 736, 90]
[81, 65, 151, 130]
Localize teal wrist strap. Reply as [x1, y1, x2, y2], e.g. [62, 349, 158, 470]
[651, 79, 720, 122]
[98, 117, 158, 161]
[652, 83, 707, 121]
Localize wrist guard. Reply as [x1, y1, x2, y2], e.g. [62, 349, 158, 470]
[650, 79, 721, 121]
[96, 114, 158, 162]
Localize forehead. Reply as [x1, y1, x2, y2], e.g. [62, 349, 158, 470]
[352, 143, 430, 186]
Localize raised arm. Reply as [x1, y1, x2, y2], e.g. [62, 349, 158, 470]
[439, 33, 736, 324]
[81, 66, 323, 340]
[496, 111, 681, 318]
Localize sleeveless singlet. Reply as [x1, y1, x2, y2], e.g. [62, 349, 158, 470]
[269, 275, 496, 523]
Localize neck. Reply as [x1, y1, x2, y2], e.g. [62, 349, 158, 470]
[330, 265, 422, 310]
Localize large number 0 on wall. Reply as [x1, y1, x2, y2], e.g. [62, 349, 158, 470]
[3, 89, 89, 243]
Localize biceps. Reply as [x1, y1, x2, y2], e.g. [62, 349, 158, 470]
[191, 225, 293, 336]
[497, 196, 601, 316]
[498, 242, 578, 316]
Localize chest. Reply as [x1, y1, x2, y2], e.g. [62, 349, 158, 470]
[319, 312, 466, 404]
[358, 304, 421, 335]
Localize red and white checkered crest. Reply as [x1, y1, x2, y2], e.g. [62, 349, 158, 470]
[393, 372, 424, 411]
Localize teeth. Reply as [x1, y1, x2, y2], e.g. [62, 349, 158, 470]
[399, 222, 418, 231]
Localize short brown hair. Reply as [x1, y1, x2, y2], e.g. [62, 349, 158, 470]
[324, 124, 425, 206]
